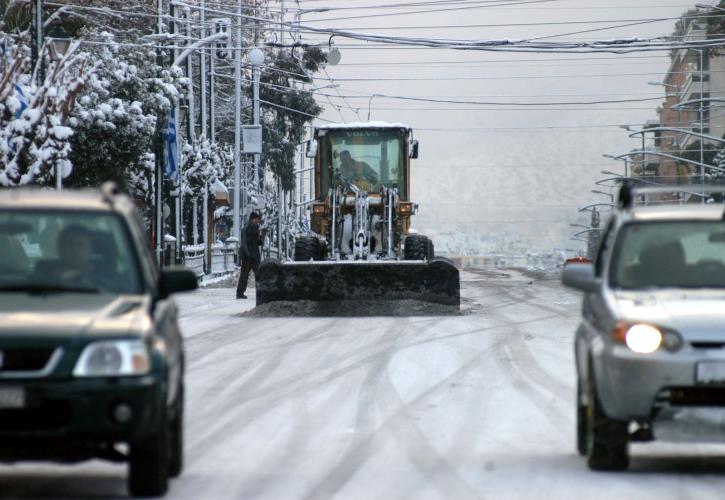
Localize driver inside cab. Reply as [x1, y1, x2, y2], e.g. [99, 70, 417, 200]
[339, 150, 379, 191]
[54, 225, 96, 287]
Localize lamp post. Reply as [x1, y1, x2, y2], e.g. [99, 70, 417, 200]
[621, 125, 647, 173]
[47, 24, 71, 190]
[602, 153, 628, 177]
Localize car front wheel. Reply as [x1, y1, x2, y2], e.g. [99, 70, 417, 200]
[168, 384, 184, 478]
[586, 366, 629, 471]
[576, 378, 587, 456]
[128, 407, 170, 498]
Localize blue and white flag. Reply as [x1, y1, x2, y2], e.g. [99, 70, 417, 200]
[163, 109, 179, 182]
[15, 84, 28, 118]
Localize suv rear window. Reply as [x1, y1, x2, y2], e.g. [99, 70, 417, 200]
[0, 210, 142, 294]
[610, 221, 725, 289]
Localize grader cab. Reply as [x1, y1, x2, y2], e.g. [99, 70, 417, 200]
[256, 122, 460, 309]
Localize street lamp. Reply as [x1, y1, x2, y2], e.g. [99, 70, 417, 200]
[647, 81, 678, 89]
[602, 153, 629, 177]
[591, 189, 614, 202]
[696, 3, 725, 11]
[47, 25, 71, 62]
[579, 203, 616, 212]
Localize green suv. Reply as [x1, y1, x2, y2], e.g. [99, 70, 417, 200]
[0, 184, 197, 497]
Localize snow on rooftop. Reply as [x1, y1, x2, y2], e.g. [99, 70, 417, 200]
[317, 121, 411, 131]
[211, 178, 228, 194]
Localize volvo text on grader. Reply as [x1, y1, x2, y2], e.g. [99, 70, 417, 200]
[256, 122, 460, 308]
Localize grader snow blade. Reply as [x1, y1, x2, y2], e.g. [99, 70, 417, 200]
[256, 258, 460, 310]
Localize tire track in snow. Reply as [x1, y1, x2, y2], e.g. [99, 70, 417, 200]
[303, 330, 502, 500]
[185, 321, 339, 459]
[301, 327, 401, 500]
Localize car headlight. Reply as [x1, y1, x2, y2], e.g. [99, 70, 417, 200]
[624, 324, 662, 354]
[73, 340, 150, 377]
[612, 322, 683, 354]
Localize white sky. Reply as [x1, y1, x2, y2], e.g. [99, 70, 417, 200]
[295, 0, 706, 255]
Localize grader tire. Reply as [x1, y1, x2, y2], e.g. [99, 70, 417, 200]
[404, 235, 431, 261]
[294, 237, 321, 262]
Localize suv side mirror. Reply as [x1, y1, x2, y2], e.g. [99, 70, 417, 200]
[409, 140, 419, 159]
[159, 268, 198, 299]
[562, 263, 600, 292]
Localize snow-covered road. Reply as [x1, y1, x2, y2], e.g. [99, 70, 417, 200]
[4, 269, 725, 499]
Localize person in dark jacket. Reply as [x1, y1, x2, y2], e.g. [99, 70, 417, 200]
[236, 212, 263, 299]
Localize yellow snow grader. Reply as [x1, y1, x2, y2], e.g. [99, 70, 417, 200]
[256, 122, 460, 309]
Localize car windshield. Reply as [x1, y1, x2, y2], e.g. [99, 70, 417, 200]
[0, 210, 142, 294]
[610, 221, 725, 290]
[319, 128, 408, 198]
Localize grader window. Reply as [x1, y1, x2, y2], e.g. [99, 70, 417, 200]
[319, 129, 408, 198]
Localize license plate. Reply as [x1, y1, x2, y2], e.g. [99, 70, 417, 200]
[697, 362, 725, 384]
[0, 387, 25, 409]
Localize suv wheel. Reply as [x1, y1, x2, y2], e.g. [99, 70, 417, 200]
[586, 366, 629, 471]
[128, 407, 170, 497]
[168, 384, 184, 478]
[576, 378, 587, 456]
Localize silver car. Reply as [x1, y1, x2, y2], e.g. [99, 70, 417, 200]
[563, 187, 725, 471]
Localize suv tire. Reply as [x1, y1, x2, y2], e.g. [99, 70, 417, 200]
[128, 407, 170, 497]
[168, 384, 184, 478]
[576, 378, 587, 456]
[294, 236, 321, 261]
[404, 235, 432, 261]
[586, 366, 629, 471]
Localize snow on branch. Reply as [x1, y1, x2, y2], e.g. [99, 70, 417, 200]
[0, 35, 94, 186]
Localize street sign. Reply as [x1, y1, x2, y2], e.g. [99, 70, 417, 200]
[242, 125, 262, 154]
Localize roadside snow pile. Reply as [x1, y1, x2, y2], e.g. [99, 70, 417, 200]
[243, 299, 459, 317]
[200, 271, 240, 289]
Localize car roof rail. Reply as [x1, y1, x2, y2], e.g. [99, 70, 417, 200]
[100, 181, 121, 205]
[618, 183, 725, 208]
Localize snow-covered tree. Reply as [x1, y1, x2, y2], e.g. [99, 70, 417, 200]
[0, 35, 91, 186]
[66, 31, 184, 210]
[258, 47, 325, 191]
[181, 137, 233, 198]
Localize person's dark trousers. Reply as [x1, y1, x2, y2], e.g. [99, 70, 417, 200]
[236, 259, 260, 298]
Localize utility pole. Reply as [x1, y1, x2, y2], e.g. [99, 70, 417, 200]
[155, 0, 165, 266]
[233, 0, 243, 242]
[32, 0, 43, 83]
[185, 7, 195, 143]
[199, 0, 207, 139]
[253, 63, 261, 190]
[699, 48, 706, 203]
[280, 0, 285, 45]
[170, 2, 183, 264]
[209, 50, 216, 142]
